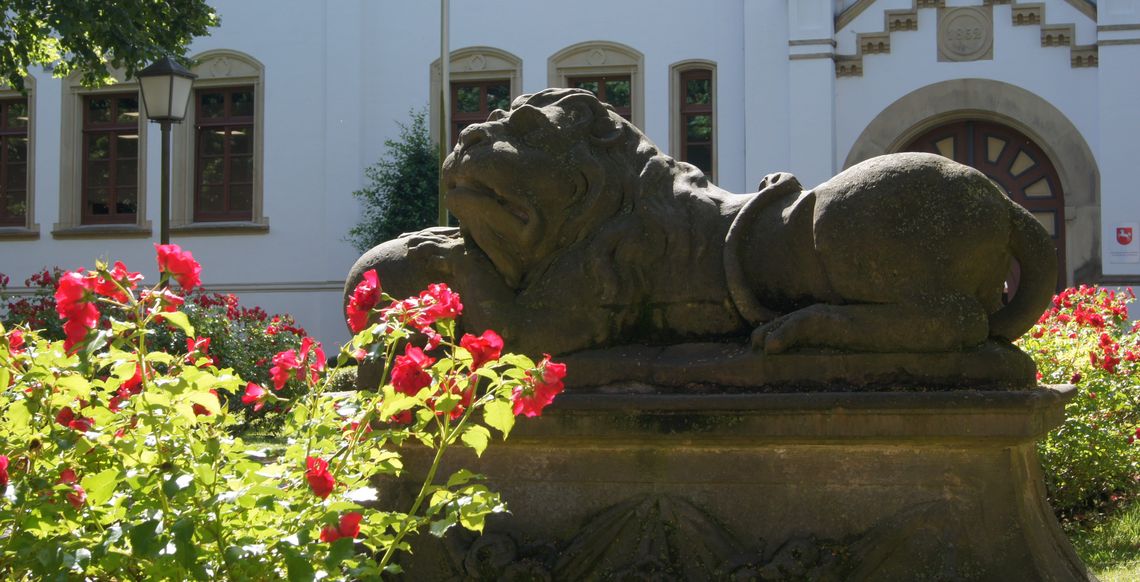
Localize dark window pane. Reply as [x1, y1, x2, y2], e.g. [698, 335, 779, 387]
[604, 80, 631, 108]
[200, 157, 225, 184]
[6, 137, 27, 163]
[88, 98, 112, 123]
[116, 134, 139, 158]
[200, 92, 225, 118]
[228, 130, 253, 155]
[687, 115, 712, 141]
[6, 164, 26, 190]
[116, 97, 139, 124]
[6, 102, 28, 128]
[230, 184, 253, 211]
[230, 156, 253, 183]
[87, 134, 111, 160]
[574, 80, 599, 94]
[232, 90, 254, 117]
[5, 192, 25, 217]
[87, 189, 110, 215]
[456, 86, 481, 113]
[116, 160, 137, 187]
[201, 130, 225, 155]
[686, 145, 712, 175]
[115, 189, 137, 214]
[198, 185, 224, 213]
[686, 79, 711, 105]
[487, 83, 511, 111]
[87, 161, 111, 187]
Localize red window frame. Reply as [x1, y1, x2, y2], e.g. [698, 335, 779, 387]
[0, 98, 29, 226]
[194, 86, 255, 222]
[568, 74, 633, 121]
[450, 80, 511, 147]
[82, 93, 140, 224]
[679, 69, 714, 180]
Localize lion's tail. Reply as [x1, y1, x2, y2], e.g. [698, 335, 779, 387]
[988, 205, 1058, 341]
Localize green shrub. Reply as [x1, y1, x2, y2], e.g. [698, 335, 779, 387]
[346, 107, 441, 253]
[0, 251, 565, 579]
[1018, 285, 1140, 512]
[1, 267, 310, 431]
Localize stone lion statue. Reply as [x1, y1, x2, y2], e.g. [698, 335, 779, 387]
[346, 88, 1055, 385]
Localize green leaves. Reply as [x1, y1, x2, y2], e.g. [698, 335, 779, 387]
[484, 400, 515, 439]
[81, 468, 120, 506]
[158, 311, 195, 337]
[460, 425, 491, 457]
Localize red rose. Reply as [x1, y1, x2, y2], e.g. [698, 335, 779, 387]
[305, 456, 336, 499]
[460, 330, 503, 370]
[55, 407, 95, 432]
[270, 349, 301, 390]
[59, 468, 78, 484]
[511, 354, 566, 418]
[54, 270, 100, 354]
[391, 345, 434, 396]
[346, 270, 382, 333]
[155, 243, 202, 290]
[141, 288, 185, 313]
[320, 512, 363, 543]
[93, 261, 143, 303]
[8, 329, 25, 354]
[420, 283, 463, 322]
[242, 383, 268, 412]
[0, 455, 8, 487]
[66, 484, 86, 508]
[185, 337, 215, 366]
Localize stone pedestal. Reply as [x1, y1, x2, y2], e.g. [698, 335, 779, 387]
[392, 385, 1095, 581]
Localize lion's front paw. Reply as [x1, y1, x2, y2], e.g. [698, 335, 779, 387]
[750, 305, 844, 354]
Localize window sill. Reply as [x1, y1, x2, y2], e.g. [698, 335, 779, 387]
[170, 221, 269, 236]
[0, 225, 40, 240]
[52, 224, 152, 239]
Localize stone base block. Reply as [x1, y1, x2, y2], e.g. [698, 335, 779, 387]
[388, 385, 1096, 581]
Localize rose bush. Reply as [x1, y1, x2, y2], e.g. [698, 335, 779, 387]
[0, 247, 564, 579]
[1019, 285, 1140, 512]
[1, 262, 312, 431]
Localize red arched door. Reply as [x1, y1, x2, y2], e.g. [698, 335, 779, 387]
[902, 120, 1066, 288]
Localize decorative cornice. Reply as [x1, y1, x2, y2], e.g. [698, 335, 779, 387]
[835, 0, 1097, 74]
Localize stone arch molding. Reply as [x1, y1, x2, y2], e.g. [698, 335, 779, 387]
[548, 40, 645, 129]
[430, 46, 524, 145]
[845, 78, 1099, 284]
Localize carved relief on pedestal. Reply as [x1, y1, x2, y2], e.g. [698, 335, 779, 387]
[938, 6, 994, 61]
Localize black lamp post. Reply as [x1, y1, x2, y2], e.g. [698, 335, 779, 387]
[137, 56, 197, 245]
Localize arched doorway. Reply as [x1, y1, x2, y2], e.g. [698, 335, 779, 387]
[901, 120, 1066, 287]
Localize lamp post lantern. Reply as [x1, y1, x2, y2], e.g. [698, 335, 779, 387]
[137, 56, 196, 245]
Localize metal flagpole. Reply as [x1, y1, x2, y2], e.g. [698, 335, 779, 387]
[438, 0, 450, 227]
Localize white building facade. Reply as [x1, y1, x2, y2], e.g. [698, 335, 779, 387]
[0, 0, 1132, 349]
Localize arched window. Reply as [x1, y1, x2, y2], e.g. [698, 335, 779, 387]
[549, 41, 644, 129]
[171, 50, 267, 233]
[430, 47, 522, 147]
[670, 60, 717, 181]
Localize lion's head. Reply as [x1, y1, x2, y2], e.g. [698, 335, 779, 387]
[442, 88, 671, 289]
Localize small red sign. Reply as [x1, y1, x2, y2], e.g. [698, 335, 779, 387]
[1118, 227, 1134, 246]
